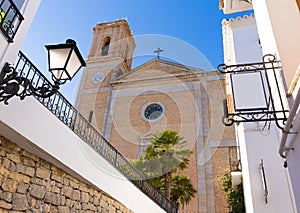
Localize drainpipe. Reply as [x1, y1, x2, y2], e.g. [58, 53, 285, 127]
[279, 87, 300, 158]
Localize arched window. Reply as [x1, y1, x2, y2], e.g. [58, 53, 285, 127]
[101, 37, 110, 56]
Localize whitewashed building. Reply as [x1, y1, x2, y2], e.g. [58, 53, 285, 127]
[220, 0, 300, 212]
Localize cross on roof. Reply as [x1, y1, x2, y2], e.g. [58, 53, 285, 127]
[154, 47, 164, 58]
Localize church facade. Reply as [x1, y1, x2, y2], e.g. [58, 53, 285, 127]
[75, 19, 236, 213]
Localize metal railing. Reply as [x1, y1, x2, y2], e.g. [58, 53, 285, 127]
[0, 0, 24, 42]
[14, 51, 178, 213]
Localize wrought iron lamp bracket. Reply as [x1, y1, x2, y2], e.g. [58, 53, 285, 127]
[218, 54, 289, 130]
[0, 62, 60, 105]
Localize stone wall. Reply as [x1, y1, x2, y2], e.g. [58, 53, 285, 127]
[0, 136, 133, 213]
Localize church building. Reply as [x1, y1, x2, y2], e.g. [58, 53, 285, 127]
[75, 19, 236, 213]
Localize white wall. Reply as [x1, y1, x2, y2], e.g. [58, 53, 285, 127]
[0, 96, 165, 213]
[222, 14, 262, 65]
[237, 123, 294, 213]
[285, 107, 300, 212]
[284, 76, 300, 212]
[222, 14, 296, 213]
[252, 0, 300, 87]
[251, 1, 300, 211]
[232, 24, 262, 64]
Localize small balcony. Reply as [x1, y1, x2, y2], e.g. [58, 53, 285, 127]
[0, 0, 24, 42]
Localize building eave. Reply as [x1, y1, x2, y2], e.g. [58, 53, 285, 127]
[221, 0, 253, 14]
[219, 0, 224, 9]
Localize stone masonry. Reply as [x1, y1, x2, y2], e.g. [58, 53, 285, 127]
[0, 136, 133, 213]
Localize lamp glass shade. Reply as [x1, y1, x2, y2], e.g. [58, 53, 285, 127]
[47, 48, 73, 80]
[65, 48, 84, 79]
[46, 39, 86, 82]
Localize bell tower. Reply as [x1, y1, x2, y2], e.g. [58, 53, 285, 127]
[88, 19, 135, 69]
[75, 19, 136, 134]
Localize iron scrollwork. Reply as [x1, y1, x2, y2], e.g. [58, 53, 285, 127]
[0, 62, 60, 105]
[218, 54, 289, 130]
[2, 19, 14, 36]
[217, 54, 281, 74]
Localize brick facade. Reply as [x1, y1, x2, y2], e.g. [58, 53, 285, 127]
[212, 146, 237, 213]
[0, 136, 133, 213]
[76, 20, 237, 213]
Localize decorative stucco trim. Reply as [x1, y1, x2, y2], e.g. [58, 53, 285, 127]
[222, 14, 256, 65]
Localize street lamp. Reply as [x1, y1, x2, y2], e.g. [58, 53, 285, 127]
[0, 39, 86, 104]
[46, 39, 85, 83]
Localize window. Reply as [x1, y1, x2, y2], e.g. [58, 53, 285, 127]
[0, 0, 24, 42]
[143, 103, 164, 121]
[101, 37, 110, 56]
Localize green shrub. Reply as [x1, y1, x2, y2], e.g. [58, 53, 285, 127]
[221, 171, 245, 213]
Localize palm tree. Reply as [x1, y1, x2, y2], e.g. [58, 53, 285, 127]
[171, 174, 197, 208]
[134, 129, 194, 200]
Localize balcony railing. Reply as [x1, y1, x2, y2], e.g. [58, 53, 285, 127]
[0, 0, 24, 42]
[12, 51, 178, 213]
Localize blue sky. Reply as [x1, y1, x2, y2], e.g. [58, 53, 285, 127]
[21, 0, 251, 103]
